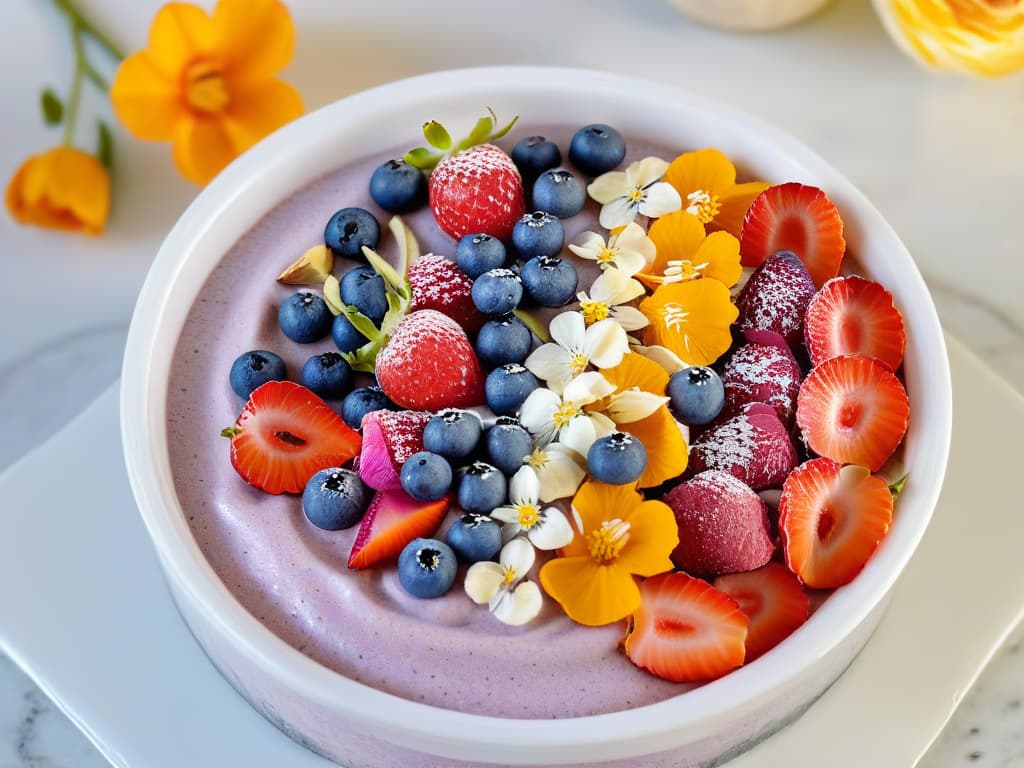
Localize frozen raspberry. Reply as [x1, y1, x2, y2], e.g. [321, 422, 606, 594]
[735, 251, 817, 346]
[720, 330, 803, 427]
[688, 403, 798, 490]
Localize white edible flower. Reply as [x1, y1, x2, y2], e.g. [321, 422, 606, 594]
[524, 441, 586, 503]
[491, 467, 575, 549]
[518, 372, 617, 457]
[633, 343, 689, 374]
[567, 222, 655, 277]
[524, 311, 628, 393]
[587, 157, 682, 230]
[464, 538, 543, 626]
[576, 267, 650, 332]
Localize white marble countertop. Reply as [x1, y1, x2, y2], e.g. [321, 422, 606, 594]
[1, 0, 1021, 765]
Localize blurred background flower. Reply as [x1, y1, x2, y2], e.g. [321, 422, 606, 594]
[6, 147, 110, 235]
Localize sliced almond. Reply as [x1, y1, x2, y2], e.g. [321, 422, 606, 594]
[277, 244, 334, 285]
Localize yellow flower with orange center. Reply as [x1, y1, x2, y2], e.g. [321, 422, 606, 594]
[663, 148, 769, 238]
[637, 210, 742, 291]
[5, 148, 110, 235]
[591, 353, 689, 488]
[539, 481, 678, 626]
[111, 0, 304, 185]
[639, 280, 738, 367]
[875, 0, 1024, 75]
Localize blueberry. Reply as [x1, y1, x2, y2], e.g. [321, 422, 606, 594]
[397, 538, 457, 599]
[423, 409, 483, 460]
[668, 366, 725, 426]
[340, 266, 387, 324]
[587, 432, 647, 485]
[302, 468, 370, 530]
[400, 451, 453, 502]
[369, 159, 427, 213]
[279, 291, 333, 343]
[485, 364, 540, 417]
[512, 211, 564, 260]
[532, 169, 586, 219]
[569, 124, 626, 177]
[476, 314, 533, 368]
[446, 513, 502, 563]
[324, 207, 380, 259]
[484, 418, 533, 476]
[455, 234, 507, 279]
[520, 255, 578, 308]
[229, 350, 287, 399]
[341, 386, 394, 430]
[457, 461, 508, 513]
[510, 135, 562, 183]
[300, 352, 352, 399]
[472, 268, 523, 316]
[332, 313, 369, 353]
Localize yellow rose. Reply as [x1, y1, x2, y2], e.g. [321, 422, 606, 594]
[875, 0, 1024, 76]
[5, 147, 110, 235]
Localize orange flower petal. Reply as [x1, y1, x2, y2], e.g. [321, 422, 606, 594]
[539, 556, 642, 626]
[620, 405, 688, 488]
[602, 351, 670, 398]
[221, 78, 304, 153]
[214, 0, 296, 85]
[615, 499, 679, 576]
[640, 210, 707, 289]
[639, 280, 738, 367]
[571, 481, 646, 536]
[665, 148, 736, 199]
[110, 52, 183, 142]
[713, 180, 770, 238]
[5, 148, 109, 234]
[172, 116, 237, 185]
[693, 231, 743, 289]
[145, 2, 215, 80]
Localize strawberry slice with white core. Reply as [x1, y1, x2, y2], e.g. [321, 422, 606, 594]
[714, 562, 809, 661]
[779, 459, 893, 589]
[796, 354, 909, 471]
[740, 183, 846, 288]
[804, 275, 906, 371]
[223, 380, 362, 495]
[624, 571, 748, 683]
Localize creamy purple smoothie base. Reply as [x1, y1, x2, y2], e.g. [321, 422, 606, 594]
[166, 126, 813, 719]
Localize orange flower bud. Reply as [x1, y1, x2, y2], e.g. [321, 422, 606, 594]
[5, 147, 110, 235]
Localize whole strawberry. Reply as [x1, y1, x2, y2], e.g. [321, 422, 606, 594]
[403, 111, 523, 242]
[408, 253, 486, 333]
[429, 143, 525, 241]
[375, 309, 486, 410]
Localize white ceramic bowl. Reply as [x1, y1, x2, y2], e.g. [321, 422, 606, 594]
[121, 66, 951, 767]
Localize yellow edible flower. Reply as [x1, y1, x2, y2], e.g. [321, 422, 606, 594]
[111, 0, 304, 185]
[539, 481, 677, 627]
[876, 0, 1024, 76]
[5, 147, 110, 235]
[663, 148, 768, 238]
[638, 210, 742, 291]
[639, 280, 738, 367]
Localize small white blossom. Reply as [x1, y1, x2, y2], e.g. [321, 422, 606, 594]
[587, 157, 682, 229]
[524, 312, 628, 393]
[491, 467, 575, 549]
[568, 222, 654, 277]
[464, 538, 543, 626]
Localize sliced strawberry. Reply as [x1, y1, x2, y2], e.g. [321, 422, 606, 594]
[224, 380, 361, 495]
[796, 354, 909, 471]
[430, 144, 525, 241]
[624, 572, 748, 683]
[408, 253, 486, 333]
[357, 409, 432, 491]
[347, 489, 450, 569]
[375, 309, 486, 410]
[714, 562, 809, 661]
[739, 183, 846, 288]
[779, 459, 893, 588]
[804, 276, 906, 371]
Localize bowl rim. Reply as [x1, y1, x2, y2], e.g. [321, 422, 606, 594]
[120, 65, 952, 762]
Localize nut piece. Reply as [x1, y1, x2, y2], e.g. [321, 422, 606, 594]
[277, 244, 334, 285]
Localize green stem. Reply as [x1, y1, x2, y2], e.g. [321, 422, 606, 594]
[62, 22, 85, 146]
[53, 0, 125, 61]
[83, 62, 109, 91]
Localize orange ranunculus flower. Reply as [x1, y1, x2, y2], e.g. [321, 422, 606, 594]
[875, 0, 1024, 76]
[5, 147, 110, 235]
[111, 0, 304, 185]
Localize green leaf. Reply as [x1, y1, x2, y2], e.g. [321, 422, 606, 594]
[455, 114, 495, 153]
[403, 146, 441, 171]
[323, 275, 345, 315]
[40, 88, 63, 125]
[488, 110, 518, 142]
[513, 308, 551, 343]
[387, 216, 420, 282]
[889, 473, 909, 499]
[422, 120, 453, 151]
[362, 246, 404, 295]
[220, 426, 242, 438]
[97, 120, 114, 170]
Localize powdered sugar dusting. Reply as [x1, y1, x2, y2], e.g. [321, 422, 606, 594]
[429, 144, 525, 241]
[735, 252, 816, 343]
[373, 409, 432, 465]
[722, 342, 802, 426]
[689, 405, 798, 490]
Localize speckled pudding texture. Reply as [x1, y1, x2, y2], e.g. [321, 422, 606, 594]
[167, 125, 806, 719]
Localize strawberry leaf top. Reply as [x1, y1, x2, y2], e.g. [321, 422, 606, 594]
[403, 108, 518, 173]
